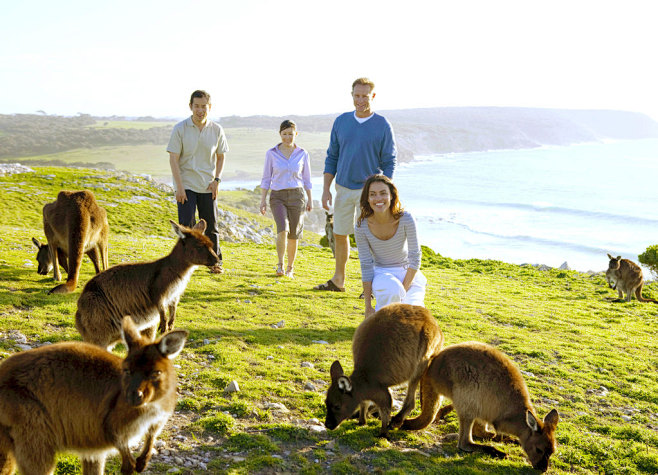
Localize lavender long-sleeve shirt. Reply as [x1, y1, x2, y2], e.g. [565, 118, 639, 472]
[260, 145, 312, 191]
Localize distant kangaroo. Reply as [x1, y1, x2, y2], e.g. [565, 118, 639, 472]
[32, 190, 109, 294]
[0, 316, 187, 475]
[606, 253, 657, 303]
[325, 303, 443, 437]
[76, 219, 219, 350]
[402, 341, 559, 472]
[325, 212, 335, 256]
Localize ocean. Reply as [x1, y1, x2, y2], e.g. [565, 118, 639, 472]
[226, 139, 658, 273]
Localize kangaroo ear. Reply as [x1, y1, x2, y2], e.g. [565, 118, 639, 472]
[170, 220, 186, 239]
[337, 376, 352, 393]
[543, 409, 560, 430]
[616, 256, 621, 261]
[330, 360, 344, 381]
[607, 253, 613, 260]
[525, 410, 540, 433]
[121, 316, 141, 350]
[32, 237, 42, 249]
[158, 330, 189, 359]
[193, 219, 207, 233]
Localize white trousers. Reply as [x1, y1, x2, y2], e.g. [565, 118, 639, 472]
[372, 266, 427, 311]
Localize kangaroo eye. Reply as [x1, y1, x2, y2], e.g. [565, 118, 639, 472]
[150, 370, 162, 380]
[123, 369, 131, 376]
[535, 448, 543, 455]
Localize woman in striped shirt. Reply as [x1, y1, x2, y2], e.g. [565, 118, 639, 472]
[354, 174, 426, 318]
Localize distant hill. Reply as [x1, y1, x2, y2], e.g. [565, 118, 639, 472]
[2, 108, 658, 163]
[221, 107, 658, 162]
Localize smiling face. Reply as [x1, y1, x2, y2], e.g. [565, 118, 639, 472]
[368, 181, 392, 215]
[279, 126, 297, 147]
[189, 96, 211, 124]
[352, 84, 375, 117]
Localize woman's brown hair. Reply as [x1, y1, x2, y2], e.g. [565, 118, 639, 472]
[357, 174, 404, 226]
[279, 119, 297, 133]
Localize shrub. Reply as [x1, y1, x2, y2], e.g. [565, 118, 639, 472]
[639, 245, 658, 278]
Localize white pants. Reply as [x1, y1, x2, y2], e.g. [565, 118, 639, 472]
[372, 266, 427, 311]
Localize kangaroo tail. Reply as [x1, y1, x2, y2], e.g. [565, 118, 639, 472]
[635, 285, 658, 303]
[401, 376, 443, 431]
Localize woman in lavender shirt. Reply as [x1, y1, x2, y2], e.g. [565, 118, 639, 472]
[260, 120, 312, 278]
[354, 174, 426, 318]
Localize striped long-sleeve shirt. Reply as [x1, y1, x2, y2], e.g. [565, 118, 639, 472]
[354, 211, 421, 282]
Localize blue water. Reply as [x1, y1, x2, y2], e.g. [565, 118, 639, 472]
[394, 139, 658, 272]
[225, 139, 658, 272]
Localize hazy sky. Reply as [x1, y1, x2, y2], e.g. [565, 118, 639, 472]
[2, 0, 657, 120]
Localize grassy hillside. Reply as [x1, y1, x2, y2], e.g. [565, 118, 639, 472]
[0, 168, 657, 474]
[3, 125, 329, 182]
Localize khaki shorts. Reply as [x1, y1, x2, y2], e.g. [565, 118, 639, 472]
[333, 184, 363, 235]
[270, 188, 306, 239]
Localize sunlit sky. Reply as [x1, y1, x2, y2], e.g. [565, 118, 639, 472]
[3, 0, 658, 120]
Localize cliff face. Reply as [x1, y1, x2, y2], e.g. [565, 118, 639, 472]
[387, 108, 658, 160]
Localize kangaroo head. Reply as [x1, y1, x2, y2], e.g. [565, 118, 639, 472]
[169, 219, 220, 267]
[32, 237, 53, 275]
[607, 253, 622, 271]
[324, 360, 358, 430]
[521, 409, 559, 472]
[120, 316, 188, 407]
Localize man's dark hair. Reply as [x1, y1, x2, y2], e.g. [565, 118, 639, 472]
[190, 90, 211, 105]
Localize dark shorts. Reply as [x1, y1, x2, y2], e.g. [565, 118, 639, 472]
[269, 188, 306, 239]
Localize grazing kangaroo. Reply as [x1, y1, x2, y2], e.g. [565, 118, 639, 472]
[606, 253, 657, 303]
[76, 219, 219, 350]
[0, 316, 187, 475]
[325, 303, 443, 437]
[32, 190, 109, 294]
[402, 342, 559, 472]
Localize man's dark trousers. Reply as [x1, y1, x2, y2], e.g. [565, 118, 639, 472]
[177, 190, 222, 262]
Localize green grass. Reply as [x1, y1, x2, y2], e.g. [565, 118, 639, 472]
[86, 120, 176, 129]
[6, 126, 330, 182]
[1, 167, 657, 474]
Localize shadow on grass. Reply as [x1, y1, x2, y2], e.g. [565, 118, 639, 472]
[186, 326, 356, 347]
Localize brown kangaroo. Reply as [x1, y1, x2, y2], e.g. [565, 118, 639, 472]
[76, 219, 219, 350]
[325, 303, 444, 437]
[606, 253, 657, 303]
[32, 190, 109, 294]
[0, 316, 187, 475]
[402, 341, 559, 472]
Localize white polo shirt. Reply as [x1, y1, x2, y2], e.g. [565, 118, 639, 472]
[167, 117, 229, 193]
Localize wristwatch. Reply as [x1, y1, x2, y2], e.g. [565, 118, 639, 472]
[214, 177, 222, 183]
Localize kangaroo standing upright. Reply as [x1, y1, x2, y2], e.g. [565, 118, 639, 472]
[402, 341, 559, 472]
[32, 190, 109, 294]
[325, 212, 335, 257]
[0, 316, 187, 475]
[76, 220, 219, 350]
[325, 303, 444, 437]
[606, 253, 657, 303]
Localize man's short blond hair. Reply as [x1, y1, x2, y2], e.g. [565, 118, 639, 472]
[352, 77, 375, 93]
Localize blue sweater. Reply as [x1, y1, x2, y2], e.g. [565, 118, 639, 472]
[323, 112, 397, 190]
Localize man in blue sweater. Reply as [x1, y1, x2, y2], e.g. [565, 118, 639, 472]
[314, 77, 397, 292]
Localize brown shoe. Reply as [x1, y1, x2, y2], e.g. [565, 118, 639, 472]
[209, 264, 224, 274]
[313, 279, 345, 292]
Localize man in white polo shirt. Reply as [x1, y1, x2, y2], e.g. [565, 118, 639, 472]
[167, 90, 229, 274]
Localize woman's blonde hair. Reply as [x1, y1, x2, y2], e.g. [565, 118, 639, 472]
[357, 174, 404, 226]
